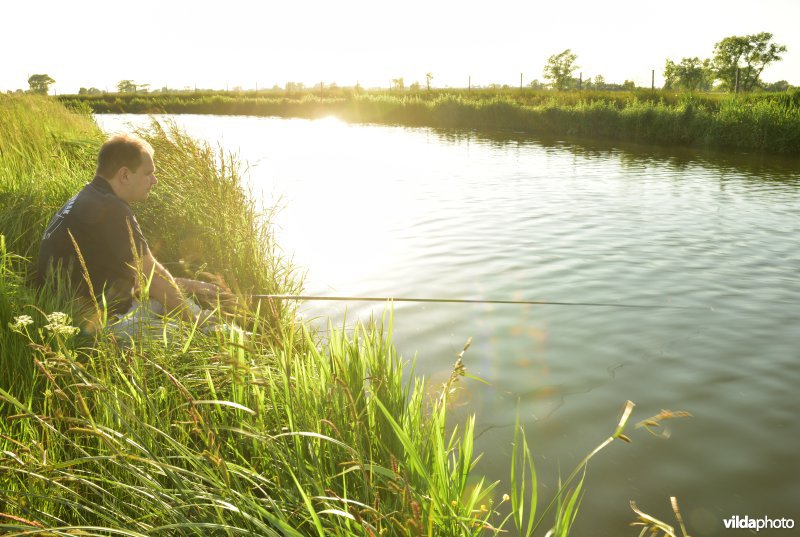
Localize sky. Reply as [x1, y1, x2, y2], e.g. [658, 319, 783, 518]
[2, 0, 799, 94]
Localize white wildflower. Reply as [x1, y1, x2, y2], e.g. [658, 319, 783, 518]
[46, 324, 80, 336]
[46, 312, 70, 325]
[8, 314, 34, 332]
[44, 312, 80, 337]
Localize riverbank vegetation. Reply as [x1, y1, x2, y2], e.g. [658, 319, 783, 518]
[59, 88, 800, 154]
[2, 94, 668, 535]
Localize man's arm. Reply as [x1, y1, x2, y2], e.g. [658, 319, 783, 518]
[140, 253, 234, 323]
[140, 251, 197, 320]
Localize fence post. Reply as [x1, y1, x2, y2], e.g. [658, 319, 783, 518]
[651, 70, 655, 90]
[579, 72, 582, 90]
[520, 72, 523, 90]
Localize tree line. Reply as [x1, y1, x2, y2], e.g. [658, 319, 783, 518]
[543, 32, 789, 92]
[16, 32, 792, 97]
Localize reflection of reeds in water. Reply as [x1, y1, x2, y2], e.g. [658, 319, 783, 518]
[1, 94, 690, 535]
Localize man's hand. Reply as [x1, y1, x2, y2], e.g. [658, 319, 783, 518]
[174, 277, 238, 308]
[138, 253, 240, 323]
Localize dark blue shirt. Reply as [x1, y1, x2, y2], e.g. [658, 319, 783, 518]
[37, 176, 149, 314]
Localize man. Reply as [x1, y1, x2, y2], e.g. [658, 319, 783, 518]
[37, 133, 224, 329]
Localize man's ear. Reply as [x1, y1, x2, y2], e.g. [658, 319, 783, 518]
[117, 166, 130, 183]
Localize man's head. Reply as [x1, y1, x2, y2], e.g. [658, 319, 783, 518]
[96, 134, 157, 203]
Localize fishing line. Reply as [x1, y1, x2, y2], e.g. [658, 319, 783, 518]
[248, 294, 702, 310]
[166, 261, 705, 310]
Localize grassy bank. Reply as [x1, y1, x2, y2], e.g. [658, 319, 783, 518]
[1, 94, 646, 536]
[60, 88, 800, 154]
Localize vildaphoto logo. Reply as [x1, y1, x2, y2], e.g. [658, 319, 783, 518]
[723, 515, 795, 531]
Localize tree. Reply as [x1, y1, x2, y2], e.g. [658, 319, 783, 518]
[28, 74, 55, 94]
[663, 57, 714, 91]
[425, 72, 433, 91]
[117, 80, 137, 93]
[286, 82, 305, 93]
[763, 80, 791, 92]
[116, 80, 150, 93]
[391, 77, 405, 91]
[543, 49, 579, 90]
[712, 32, 787, 92]
[593, 75, 607, 90]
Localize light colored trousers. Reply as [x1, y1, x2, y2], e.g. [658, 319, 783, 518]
[107, 299, 176, 344]
[108, 299, 246, 347]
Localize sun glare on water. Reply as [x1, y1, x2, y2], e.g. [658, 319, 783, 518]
[271, 116, 420, 295]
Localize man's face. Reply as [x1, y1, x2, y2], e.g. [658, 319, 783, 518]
[124, 152, 157, 202]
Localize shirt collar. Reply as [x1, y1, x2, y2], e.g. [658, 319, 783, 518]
[90, 175, 115, 195]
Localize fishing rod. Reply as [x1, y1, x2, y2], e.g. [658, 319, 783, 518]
[247, 294, 701, 310]
[167, 260, 702, 311]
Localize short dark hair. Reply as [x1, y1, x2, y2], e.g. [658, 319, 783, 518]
[96, 134, 153, 179]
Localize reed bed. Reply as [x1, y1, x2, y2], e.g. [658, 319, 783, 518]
[60, 89, 800, 154]
[3, 94, 654, 535]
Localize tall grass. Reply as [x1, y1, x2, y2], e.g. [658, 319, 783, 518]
[59, 88, 800, 154]
[0, 95, 100, 259]
[0, 279, 637, 535]
[3, 94, 658, 535]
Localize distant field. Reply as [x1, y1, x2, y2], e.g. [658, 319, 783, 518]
[59, 88, 800, 155]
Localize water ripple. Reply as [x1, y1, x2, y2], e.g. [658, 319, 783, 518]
[96, 114, 800, 537]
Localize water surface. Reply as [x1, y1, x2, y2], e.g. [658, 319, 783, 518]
[97, 114, 800, 536]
